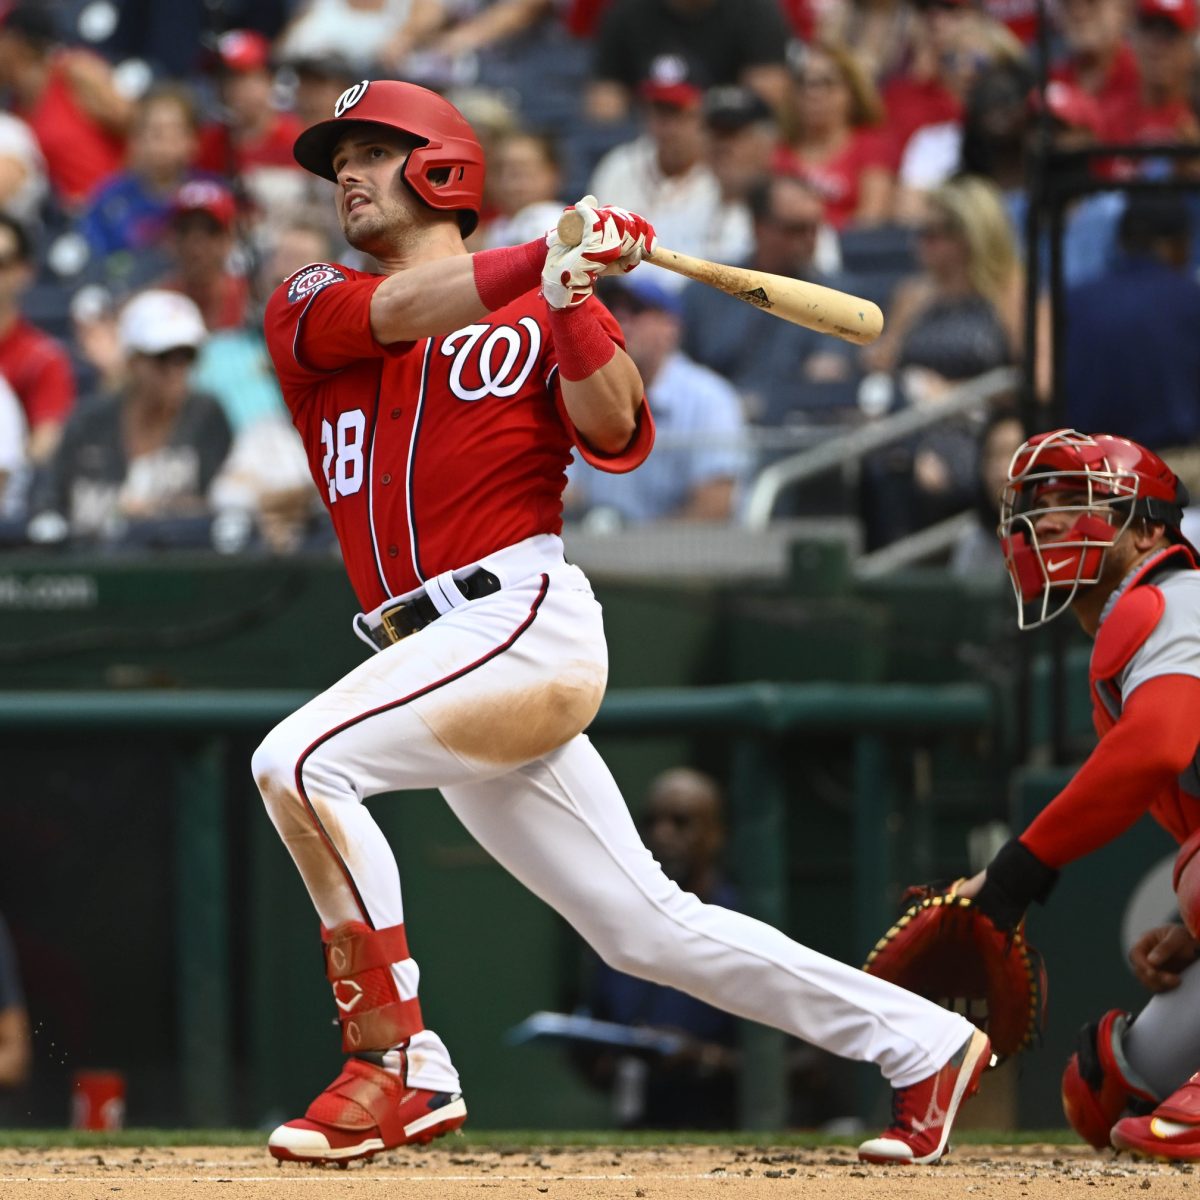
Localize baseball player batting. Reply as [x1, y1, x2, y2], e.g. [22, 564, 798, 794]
[951, 429, 1200, 1159]
[257, 79, 990, 1166]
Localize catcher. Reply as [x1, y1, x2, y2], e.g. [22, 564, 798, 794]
[873, 429, 1200, 1160]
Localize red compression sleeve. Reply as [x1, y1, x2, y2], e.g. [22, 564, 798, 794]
[1021, 674, 1200, 867]
[472, 238, 548, 310]
[547, 298, 618, 381]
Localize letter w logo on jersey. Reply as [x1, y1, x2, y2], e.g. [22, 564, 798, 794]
[440, 317, 542, 402]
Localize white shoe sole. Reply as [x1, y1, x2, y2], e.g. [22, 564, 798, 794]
[269, 1095, 468, 1163]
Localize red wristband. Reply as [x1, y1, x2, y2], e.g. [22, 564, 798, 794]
[547, 299, 617, 381]
[472, 239, 548, 310]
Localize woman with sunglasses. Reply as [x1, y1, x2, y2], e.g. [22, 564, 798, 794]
[858, 174, 1021, 546]
[773, 41, 894, 229]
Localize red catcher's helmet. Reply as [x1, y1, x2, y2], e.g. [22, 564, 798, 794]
[998, 428, 1194, 627]
[292, 80, 485, 236]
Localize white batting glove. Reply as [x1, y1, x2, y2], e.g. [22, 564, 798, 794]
[542, 194, 624, 309]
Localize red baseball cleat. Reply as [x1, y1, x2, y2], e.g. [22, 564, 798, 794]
[268, 1056, 467, 1164]
[857, 1028, 994, 1165]
[1111, 1074, 1200, 1160]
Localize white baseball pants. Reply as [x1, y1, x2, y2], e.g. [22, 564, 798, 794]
[253, 534, 974, 1094]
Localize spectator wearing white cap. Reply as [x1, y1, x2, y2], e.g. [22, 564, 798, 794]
[27, 289, 231, 545]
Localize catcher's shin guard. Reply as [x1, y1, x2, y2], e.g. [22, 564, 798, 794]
[322, 921, 424, 1052]
[1062, 1009, 1158, 1149]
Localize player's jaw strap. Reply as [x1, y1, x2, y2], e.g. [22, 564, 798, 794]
[322, 921, 425, 1052]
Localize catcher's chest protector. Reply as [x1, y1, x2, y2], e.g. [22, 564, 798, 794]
[1090, 586, 1165, 736]
[1088, 546, 1194, 733]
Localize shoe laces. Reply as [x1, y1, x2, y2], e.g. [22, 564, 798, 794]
[885, 1082, 916, 1135]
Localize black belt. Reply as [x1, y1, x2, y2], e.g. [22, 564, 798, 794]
[367, 567, 502, 649]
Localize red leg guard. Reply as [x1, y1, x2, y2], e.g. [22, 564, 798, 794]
[1062, 1009, 1158, 1149]
[322, 922, 424, 1052]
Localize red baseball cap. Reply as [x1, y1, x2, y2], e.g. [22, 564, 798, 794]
[214, 28, 271, 72]
[170, 180, 237, 229]
[1137, 0, 1198, 30]
[637, 54, 703, 109]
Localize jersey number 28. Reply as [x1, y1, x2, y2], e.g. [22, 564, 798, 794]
[321, 409, 366, 502]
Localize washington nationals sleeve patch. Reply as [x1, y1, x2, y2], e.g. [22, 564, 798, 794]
[287, 263, 348, 303]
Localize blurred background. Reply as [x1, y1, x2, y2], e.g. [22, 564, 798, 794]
[0, 0, 1194, 1141]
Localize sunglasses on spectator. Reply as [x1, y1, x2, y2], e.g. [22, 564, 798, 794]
[915, 221, 960, 240]
[768, 217, 820, 236]
[142, 348, 198, 369]
[1136, 14, 1186, 35]
[799, 73, 842, 89]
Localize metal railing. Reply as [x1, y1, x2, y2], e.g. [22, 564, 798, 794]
[742, 367, 1021, 530]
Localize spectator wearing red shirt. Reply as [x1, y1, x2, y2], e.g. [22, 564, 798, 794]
[195, 30, 304, 215]
[0, 3, 131, 211]
[774, 42, 894, 229]
[0, 213, 75, 464]
[157, 181, 250, 333]
[882, 0, 1021, 162]
[1105, 0, 1200, 148]
[885, 2, 1025, 195]
[1050, 0, 1141, 121]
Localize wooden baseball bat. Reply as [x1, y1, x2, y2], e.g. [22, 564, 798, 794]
[556, 210, 883, 346]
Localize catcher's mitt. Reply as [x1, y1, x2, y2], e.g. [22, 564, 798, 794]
[862, 881, 1047, 1060]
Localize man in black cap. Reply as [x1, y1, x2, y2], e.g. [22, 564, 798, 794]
[701, 83, 778, 262]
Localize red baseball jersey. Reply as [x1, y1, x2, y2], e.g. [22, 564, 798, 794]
[264, 263, 654, 610]
[0, 317, 75, 428]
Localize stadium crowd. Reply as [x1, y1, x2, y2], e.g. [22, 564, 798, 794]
[0, 0, 1195, 557]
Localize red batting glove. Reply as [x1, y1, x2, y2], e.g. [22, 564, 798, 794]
[593, 204, 657, 273]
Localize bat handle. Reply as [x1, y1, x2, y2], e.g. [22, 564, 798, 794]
[556, 209, 585, 248]
[557, 208, 656, 261]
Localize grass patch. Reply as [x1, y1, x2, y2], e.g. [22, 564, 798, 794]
[0, 1128, 1084, 1151]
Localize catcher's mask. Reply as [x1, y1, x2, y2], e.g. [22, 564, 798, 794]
[998, 428, 1193, 628]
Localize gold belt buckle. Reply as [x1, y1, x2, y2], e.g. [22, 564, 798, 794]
[379, 605, 407, 645]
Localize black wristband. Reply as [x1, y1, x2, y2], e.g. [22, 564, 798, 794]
[974, 838, 1058, 932]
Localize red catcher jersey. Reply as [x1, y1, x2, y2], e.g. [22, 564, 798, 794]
[264, 262, 654, 610]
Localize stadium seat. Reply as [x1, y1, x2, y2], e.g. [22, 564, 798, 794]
[838, 224, 918, 276]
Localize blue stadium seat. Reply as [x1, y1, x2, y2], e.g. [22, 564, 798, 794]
[838, 224, 918, 275]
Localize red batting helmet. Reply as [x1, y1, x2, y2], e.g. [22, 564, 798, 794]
[292, 80, 485, 236]
[998, 428, 1194, 628]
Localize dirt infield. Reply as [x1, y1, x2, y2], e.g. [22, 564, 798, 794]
[0, 1142, 1195, 1199]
